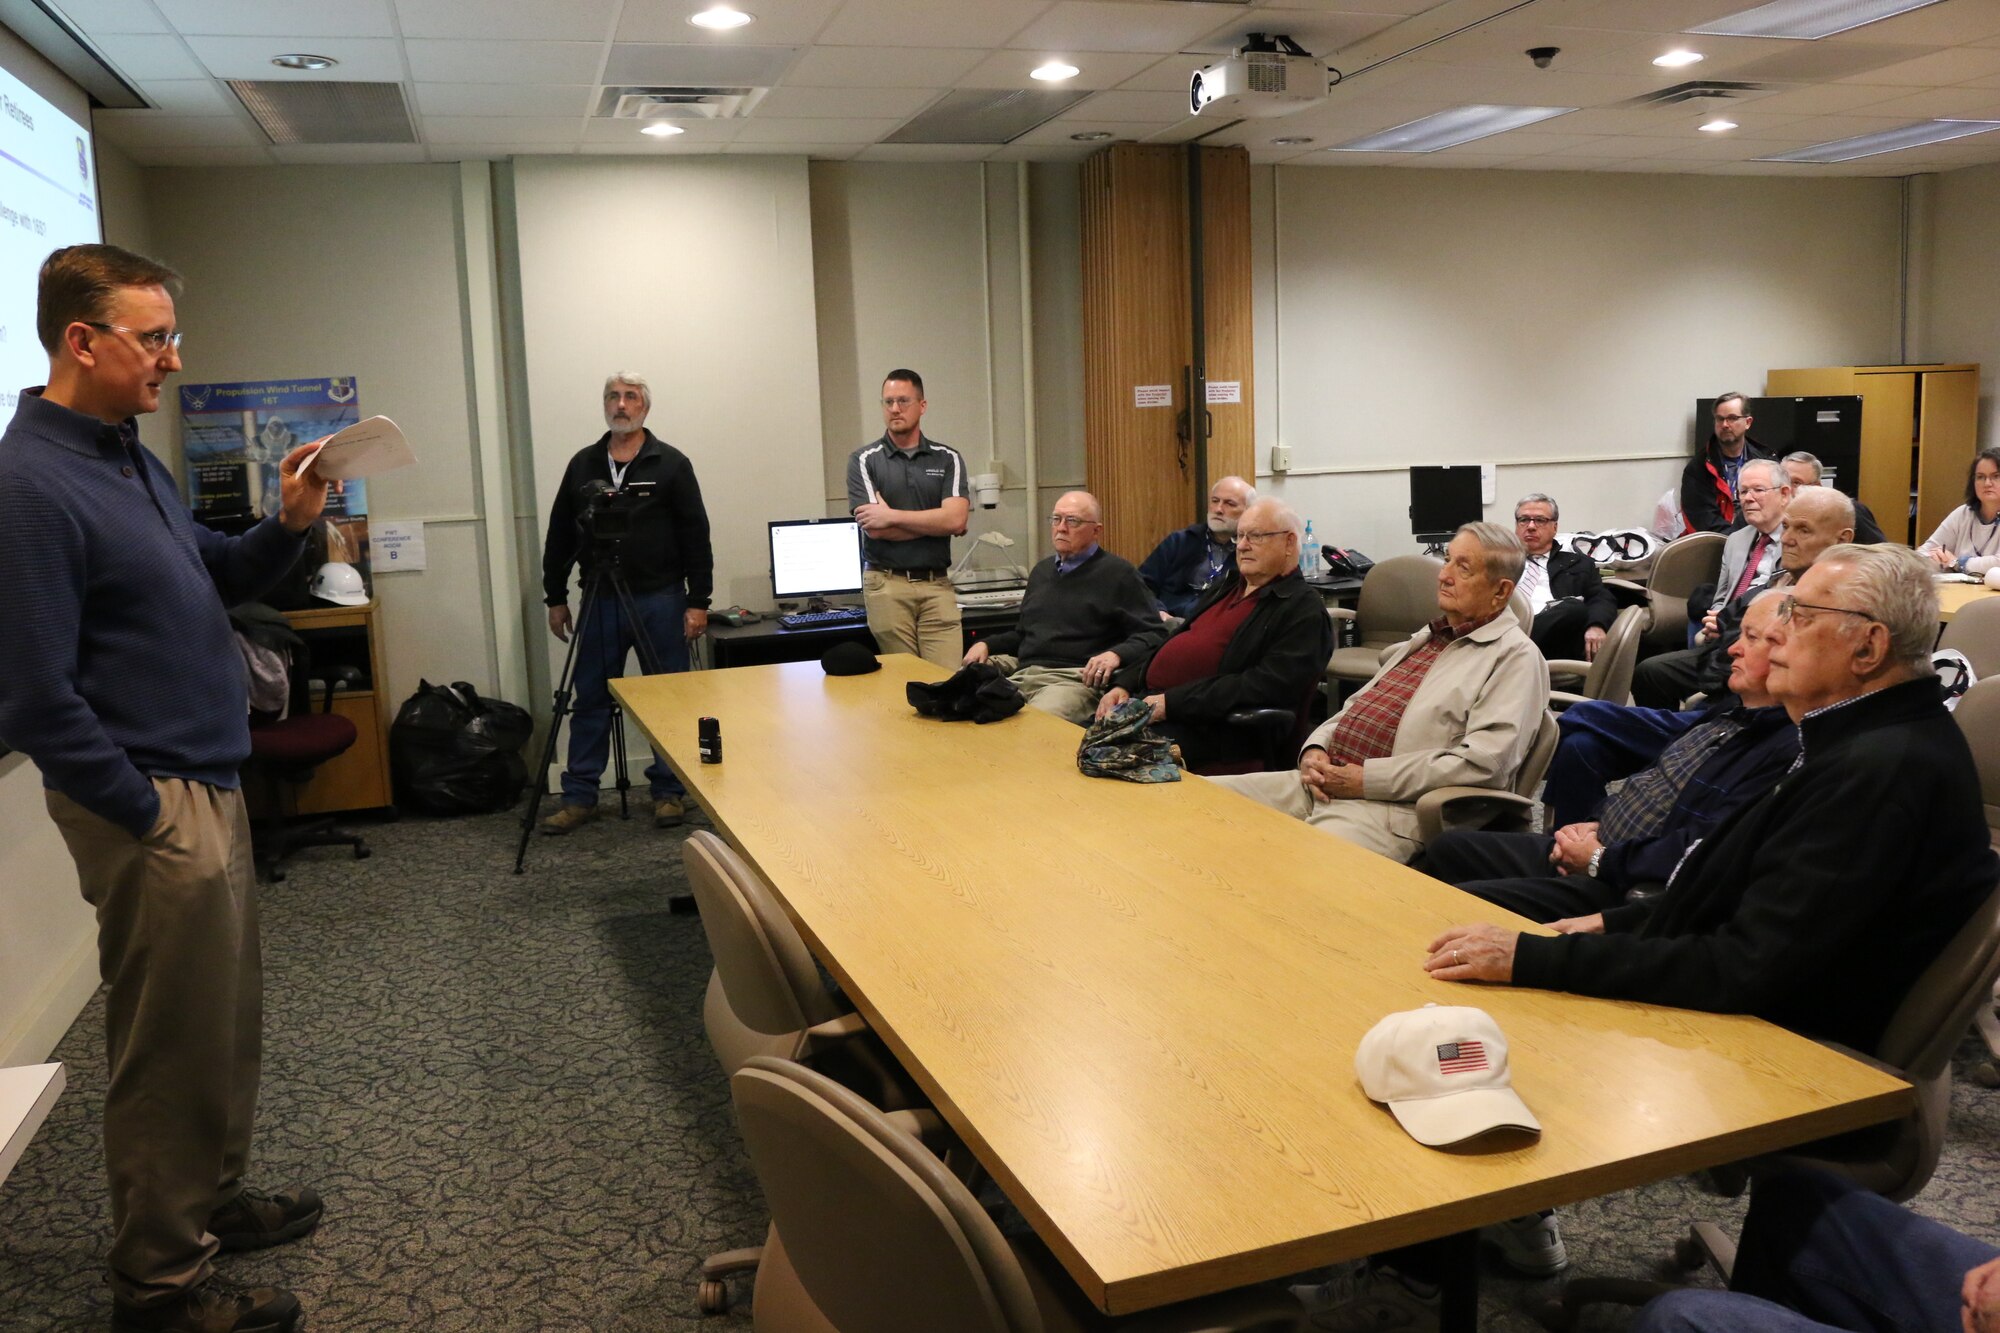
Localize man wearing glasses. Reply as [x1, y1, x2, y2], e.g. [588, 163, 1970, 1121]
[1680, 391, 1774, 535]
[0, 245, 333, 1332]
[1427, 542, 1995, 1062]
[846, 368, 970, 669]
[1699, 458, 1791, 641]
[962, 491, 1164, 724]
[1513, 492, 1617, 661]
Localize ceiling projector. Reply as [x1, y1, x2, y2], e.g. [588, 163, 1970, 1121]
[1189, 44, 1328, 118]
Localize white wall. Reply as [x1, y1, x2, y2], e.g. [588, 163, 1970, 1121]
[1252, 165, 1904, 556]
[1924, 162, 1998, 448]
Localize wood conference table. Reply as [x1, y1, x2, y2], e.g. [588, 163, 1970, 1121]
[615, 658, 1908, 1322]
[1937, 580, 1998, 622]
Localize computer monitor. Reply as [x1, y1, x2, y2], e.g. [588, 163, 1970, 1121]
[769, 518, 864, 601]
[1409, 466, 1483, 546]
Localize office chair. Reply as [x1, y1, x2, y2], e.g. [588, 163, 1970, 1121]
[682, 831, 925, 1315]
[1205, 611, 1337, 777]
[1546, 604, 1650, 710]
[1413, 709, 1560, 844]
[1539, 876, 2000, 1330]
[1952, 679, 2000, 1086]
[1938, 595, 2000, 680]
[1636, 532, 1724, 654]
[243, 661, 369, 882]
[731, 1056, 1307, 1333]
[1326, 555, 1443, 686]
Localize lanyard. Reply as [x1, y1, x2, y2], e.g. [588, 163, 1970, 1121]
[607, 446, 632, 490]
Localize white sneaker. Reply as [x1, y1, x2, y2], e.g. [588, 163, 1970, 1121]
[1480, 1210, 1568, 1277]
[1293, 1262, 1440, 1332]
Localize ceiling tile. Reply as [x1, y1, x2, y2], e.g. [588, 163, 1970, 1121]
[90, 34, 210, 80]
[851, 142, 998, 161]
[404, 40, 606, 83]
[782, 45, 986, 87]
[722, 141, 862, 157]
[988, 139, 1104, 161]
[602, 43, 802, 84]
[1839, 46, 2000, 86]
[418, 116, 586, 145]
[397, 0, 619, 41]
[133, 78, 237, 114]
[182, 36, 407, 80]
[93, 110, 263, 147]
[579, 117, 743, 145]
[1118, 53, 1209, 92]
[1062, 88, 1194, 122]
[1849, 87, 2000, 119]
[270, 143, 431, 163]
[954, 49, 1156, 90]
[815, 0, 1051, 49]
[422, 144, 520, 161]
[732, 115, 903, 143]
[1748, 82, 1909, 113]
[130, 145, 278, 166]
[156, 0, 397, 38]
[753, 85, 941, 117]
[414, 84, 595, 117]
[1184, 9, 1404, 59]
[45, 0, 172, 35]
[614, 0, 846, 46]
[1006, 2, 1243, 54]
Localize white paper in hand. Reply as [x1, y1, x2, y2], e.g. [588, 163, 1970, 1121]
[300, 416, 415, 480]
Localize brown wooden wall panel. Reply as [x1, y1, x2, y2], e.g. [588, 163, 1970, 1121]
[1197, 146, 1254, 499]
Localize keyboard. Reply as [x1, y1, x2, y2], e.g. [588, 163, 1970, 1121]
[778, 607, 867, 629]
[956, 588, 1026, 609]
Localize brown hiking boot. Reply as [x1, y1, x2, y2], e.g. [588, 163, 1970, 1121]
[539, 802, 599, 835]
[654, 797, 685, 828]
[208, 1184, 323, 1253]
[112, 1274, 302, 1332]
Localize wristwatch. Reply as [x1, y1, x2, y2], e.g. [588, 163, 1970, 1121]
[1586, 847, 1604, 878]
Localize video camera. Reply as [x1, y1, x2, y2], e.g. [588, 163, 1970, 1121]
[577, 479, 656, 545]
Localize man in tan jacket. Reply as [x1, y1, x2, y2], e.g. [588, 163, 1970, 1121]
[1213, 522, 1548, 863]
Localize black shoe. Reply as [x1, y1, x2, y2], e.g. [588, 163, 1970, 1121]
[207, 1185, 323, 1253]
[112, 1273, 302, 1332]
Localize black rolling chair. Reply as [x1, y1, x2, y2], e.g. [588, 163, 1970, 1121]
[243, 659, 371, 881]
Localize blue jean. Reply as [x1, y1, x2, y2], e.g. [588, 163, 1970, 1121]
[561, 587, 689, 806]
[1543, 699, 1704, 827]
[1632, 1169, 1998, 1333]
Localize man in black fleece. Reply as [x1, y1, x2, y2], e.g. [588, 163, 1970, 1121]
[1426, 542, 1996, 1056]
[962, 490, 1165, 724]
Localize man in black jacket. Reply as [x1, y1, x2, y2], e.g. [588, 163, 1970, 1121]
[1680, 391, 1774, 534]
[1513, 492, 1617, 660]
[540, 372, 713, 834]
[1426, 542, 1996, 1056]
[962, 490, 1165, 723]
[1097, 497, 1333, 771]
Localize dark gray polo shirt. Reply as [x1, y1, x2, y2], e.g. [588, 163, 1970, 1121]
[844, 432, 969, 571]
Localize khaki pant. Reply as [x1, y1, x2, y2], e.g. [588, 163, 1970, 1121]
[989, 657, 1100, 726]
[46, 778, 261, 1306]
[863, 569, 962, 670]
[1208, 768, 1421, 864]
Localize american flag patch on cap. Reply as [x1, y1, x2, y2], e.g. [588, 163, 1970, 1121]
[1436, 1040, 1489, 1074]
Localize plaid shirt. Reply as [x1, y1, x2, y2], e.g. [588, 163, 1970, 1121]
[1596, 711, 1746, 844]
[1325, 612, 1498, 764]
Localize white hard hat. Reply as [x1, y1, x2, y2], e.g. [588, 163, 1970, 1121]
[310, 561, 369, 606]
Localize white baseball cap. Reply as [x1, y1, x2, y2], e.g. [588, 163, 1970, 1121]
[1354, 1004, 1540, 1147]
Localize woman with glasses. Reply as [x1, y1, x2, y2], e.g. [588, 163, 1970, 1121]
[1917, 447, 2000, 575]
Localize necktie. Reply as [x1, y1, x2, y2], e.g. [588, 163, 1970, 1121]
[1732, 533, 1768, 600]
[1519, 556, 1547, 610]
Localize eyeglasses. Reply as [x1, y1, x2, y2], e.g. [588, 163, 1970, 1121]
[1739, 484, 1781, 497]
[1713, 413, 1748, 424]
[1048, 514, 1095, 529]
[881, 396, 917, 408]
[1234, 529, 1289, 546]
[1976, 471, 2000, 486]
[1776, 596, 1882, 628]
[87, 322, 182, 353]
[1514, 515, 1556, 527]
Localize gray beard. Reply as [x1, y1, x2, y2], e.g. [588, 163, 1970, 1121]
[1207, 516, 1237, 539]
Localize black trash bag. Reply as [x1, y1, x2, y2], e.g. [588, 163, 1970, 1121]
[390, 679, 533, 815]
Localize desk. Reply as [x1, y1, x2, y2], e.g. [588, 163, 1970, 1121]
[279, 601, 394, 812]
[1937, 581, 1998, 622]
[615, 659, 1907, 1317]
[1, 1063, 64, 1188]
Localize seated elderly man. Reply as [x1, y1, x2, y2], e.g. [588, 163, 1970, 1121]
[1097, 496, 1332, 772]
[1137, 474, 1255, 620]
[1418, 589, 1797, 922]
[1697, 458, 1790, 642]
[963, 490, 1165, 725]
[1631, 484, 1855, 710]
[1210, 522, 1547, 864]
[1780, 450, 1886, 544]
[1513, 492, 1617, 661]
[1426, 542, 1997, 1054]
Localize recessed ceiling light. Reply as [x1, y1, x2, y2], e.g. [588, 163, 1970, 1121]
[1031, 62, 1080, 82]
[1271, 136, 1314, 146]
[1700, 119, 1737, 132]
[270, 53, 336, 71]
[1653, 49, 1704, 68]
[1330, 105, 1575, 153]
[688, 6, 753, 28]
[1069, 130, 1113, 141]
[1756, 118, 2000, 163]
[1691, 0, 1945, 40]
[641, 122, 687, 137]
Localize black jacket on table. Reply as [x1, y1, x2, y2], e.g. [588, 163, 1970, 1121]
[981, 547, 1166, 669]
[1680, 435, 1774, 535]
[1111, 569, 1334, 720]
[542, 430, 714, 609]
[1544, 550, 1619, 631]
[1513, 676, 1997, 1052]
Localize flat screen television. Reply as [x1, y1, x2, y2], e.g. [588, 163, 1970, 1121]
[769, 518, 864, 601]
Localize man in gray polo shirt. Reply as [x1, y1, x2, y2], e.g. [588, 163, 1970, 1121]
[846, 367, 971, 668]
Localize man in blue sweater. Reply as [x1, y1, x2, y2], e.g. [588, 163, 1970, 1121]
[0, 245, 333, 1333]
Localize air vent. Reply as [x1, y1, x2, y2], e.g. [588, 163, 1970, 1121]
[225, 81, 415, 144]
[1621, 80, 1773, 108]
[595, 85, 769, 121]
[886, 88, 1093, 145]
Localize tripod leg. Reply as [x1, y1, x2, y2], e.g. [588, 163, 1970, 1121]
[611, 699, 631, 820]
[515, 569, 605, 873]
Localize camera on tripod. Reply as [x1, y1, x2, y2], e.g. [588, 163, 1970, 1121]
[578, 479, 656, 546]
